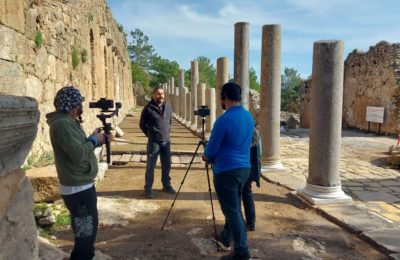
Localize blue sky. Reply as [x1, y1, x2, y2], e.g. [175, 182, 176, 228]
[107, 0, 400, 80]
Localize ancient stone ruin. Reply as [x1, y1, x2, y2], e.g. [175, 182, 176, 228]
[0, 0, 135, 257]
[0, 0, 136, 161]
[300, 41, 400, 134]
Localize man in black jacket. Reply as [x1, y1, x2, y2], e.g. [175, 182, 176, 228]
[140, 86, 176, 198]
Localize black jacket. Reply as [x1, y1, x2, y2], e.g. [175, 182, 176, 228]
[139, 100, 172, 142]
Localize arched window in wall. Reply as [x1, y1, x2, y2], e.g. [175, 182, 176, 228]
[90, 29, 96, 100]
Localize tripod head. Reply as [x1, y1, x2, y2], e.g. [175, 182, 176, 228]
[194, 105, 210, 143]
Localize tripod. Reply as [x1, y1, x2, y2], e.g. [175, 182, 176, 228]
[161, 116, 220, 250]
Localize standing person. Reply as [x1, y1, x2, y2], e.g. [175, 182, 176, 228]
[46, 86, 110, 260]
[202, 82, 254, 260]
[242, 127, 261, 232]
[140, 86, 176, 198]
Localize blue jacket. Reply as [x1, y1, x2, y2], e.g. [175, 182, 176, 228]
[204, 105, 254, 174]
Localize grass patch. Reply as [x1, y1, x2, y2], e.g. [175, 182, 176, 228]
[72, 46, 80, 69]
[22, 151, 54, 170]
[34, 31, 44, 47]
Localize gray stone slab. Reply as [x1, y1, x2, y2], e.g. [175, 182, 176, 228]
[390, 253, 400, 259]
[362, 228, 400, 253]
[263, 172, 306, 191]
[352, 190, 400, 203]
[317, 204, 394, 233]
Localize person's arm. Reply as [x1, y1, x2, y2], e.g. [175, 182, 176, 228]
[52, 121, 96, 163]
[204, 118, 225, 162]
[139, 107, 148, 137]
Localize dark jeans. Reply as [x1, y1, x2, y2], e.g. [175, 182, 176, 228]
[214, 168, 250, 257]
[144, 140, 172, 190]
[242, 178, 255, 228]
[62, 186, 98, 260]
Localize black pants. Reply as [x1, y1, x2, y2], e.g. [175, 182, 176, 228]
[62, 186, 98, 260]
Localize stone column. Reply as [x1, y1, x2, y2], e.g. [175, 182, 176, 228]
[298, 40, 352, 205]
[260, 24, 284, 171]
[186, 92, 191, 127]
[181, 87, 187, 124]
[216, 57, 229, 117]
[191, 60, 199, 130]
[197, 83, 206, 130]
[170, 77, 175, 112]
[174, 87, 179, 117]
[234, 22, 249, 110]
[179, 69, 185, 121]
[206, 88, 216, 132]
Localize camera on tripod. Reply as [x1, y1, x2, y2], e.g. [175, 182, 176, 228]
[89, 98, 122, 112]
[89, 98, 122, 164]
[194, 105, 210, 117]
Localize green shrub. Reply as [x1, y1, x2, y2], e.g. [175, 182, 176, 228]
[72, 47, 80, 69]
[34, 31, 44, 47]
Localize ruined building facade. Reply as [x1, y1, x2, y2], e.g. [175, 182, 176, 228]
[0, 0, 135, 258]
[0, 0, 135, 160]
[300, 41, 400, 134]
[343, 41, 400, 134]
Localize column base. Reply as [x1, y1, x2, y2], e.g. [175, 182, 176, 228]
[181, 119, 186, 124]
[190, 125, 198, 131]
[185, 121, 191, 127]
[261, 161, 285, 172]
[297, 183, 352, 205]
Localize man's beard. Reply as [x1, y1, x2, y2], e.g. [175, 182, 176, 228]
[156, 98, 164, 104]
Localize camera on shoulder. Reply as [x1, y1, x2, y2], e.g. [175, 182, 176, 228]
[194, 105, 210, 117]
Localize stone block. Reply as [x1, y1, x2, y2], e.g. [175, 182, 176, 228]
[362, 228, 400, 253]
[0, 178, 38, 260]
[0, 95, 39, 176]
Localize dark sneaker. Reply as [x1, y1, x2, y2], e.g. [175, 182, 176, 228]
[212, 235, 231, 251]
[144, 189, 154, 199]
[162, 186, 177, 195]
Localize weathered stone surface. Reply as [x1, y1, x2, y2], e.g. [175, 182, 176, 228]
[0, 0, 25, 33]
[0, 60, 25, 96]
[0, 95, 39, 176]
[0, 168, 25, 217]
[38, 236, 69, 260]
[0, 178, 38, 260]
[362, 228, 400, 253]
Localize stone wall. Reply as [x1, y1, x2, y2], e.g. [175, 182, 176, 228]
[343, 41, 400, 134]
[0, 0, 135, 160]
[0, 95, 40, 259]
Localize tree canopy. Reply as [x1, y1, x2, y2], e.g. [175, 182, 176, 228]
[281, 67, 303, 112]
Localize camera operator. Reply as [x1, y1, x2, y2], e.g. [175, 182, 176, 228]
[46, 86, 111, 260]
[202, 82, 254, 260]
[140, 86, 176, 198]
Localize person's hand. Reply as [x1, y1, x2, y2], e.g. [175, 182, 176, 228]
[92, 128, 101, 135]
[93, 132, 106, 145]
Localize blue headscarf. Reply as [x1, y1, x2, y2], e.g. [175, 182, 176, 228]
[53, 86, 84, 113]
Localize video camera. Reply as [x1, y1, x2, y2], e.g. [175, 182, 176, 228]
[89, 98, 122, 164]
[194, 105, 210, 117]
[89, 98, 122, 112]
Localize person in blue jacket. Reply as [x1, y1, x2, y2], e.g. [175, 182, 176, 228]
[202, 82, 254, 260]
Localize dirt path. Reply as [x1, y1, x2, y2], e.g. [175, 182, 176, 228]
[49, 114, 388, 259]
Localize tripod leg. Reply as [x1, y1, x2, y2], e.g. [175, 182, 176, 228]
[161, 141, 203, 230]
[205, 162, 220, 251]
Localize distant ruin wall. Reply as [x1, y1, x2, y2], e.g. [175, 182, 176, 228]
[299, 41, 400, 133]
[0, 0, 135, 160]
[343, 41, 400, 134]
